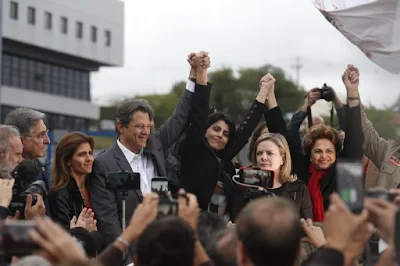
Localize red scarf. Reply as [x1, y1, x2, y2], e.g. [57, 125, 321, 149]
[307, 164, 328, 222]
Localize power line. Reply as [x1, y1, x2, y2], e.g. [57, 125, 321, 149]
[290, 56, 303, 90]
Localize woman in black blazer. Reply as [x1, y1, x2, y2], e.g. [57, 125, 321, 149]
[179, 56, 275, 221]
[49, 132, 97, 228]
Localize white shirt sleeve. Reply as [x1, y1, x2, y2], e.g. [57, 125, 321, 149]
[185, 79, 195, 93]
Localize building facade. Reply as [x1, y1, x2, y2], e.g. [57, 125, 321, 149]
[0, 0, 124, 130]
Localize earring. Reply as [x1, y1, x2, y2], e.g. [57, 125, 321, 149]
[67, 163, 71, 166]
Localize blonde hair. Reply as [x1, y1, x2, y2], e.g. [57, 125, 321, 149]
[251, 133, 296, 184]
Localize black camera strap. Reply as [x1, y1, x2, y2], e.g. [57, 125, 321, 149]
[307, 106, 313, 129]
[306, 98, 335, 128]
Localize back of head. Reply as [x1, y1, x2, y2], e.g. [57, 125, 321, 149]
[197, 210, 227, 247]
[136, 216, 196, 266]
[4, 108, 46, 136]
[206, 228, 238, 266]
[236, 197, 301, 266]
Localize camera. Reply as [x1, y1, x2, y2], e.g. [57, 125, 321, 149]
[319, 83, 335, 102]
[9, 161, 47, 216]
[238, 167, 274, 188]
[106, 171, 140, 191]
[365, 187, 396, 202]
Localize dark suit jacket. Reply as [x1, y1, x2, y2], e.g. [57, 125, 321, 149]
[88, 88, 194, 249]
[179, 82, 266, 216]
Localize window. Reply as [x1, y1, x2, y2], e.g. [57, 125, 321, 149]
[10, 1, 18, 20]
[61, 17, 68, 34]
[2, 53, 90, 101]
[44, 12, 52, 29]
[105, 30, 111, 46]
[76, 21, 83, 39]
[27, 6, 35, 25]
[91, 26, 97, 43]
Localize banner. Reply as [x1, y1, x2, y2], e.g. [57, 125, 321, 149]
[313, 0, 400, 74]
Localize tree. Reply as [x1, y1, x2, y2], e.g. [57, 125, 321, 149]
[102, 64, 305, 128]
[208, 65, 304, 123]
[364, 105, 399, 142]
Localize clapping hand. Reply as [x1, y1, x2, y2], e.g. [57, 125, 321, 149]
[70, 208, 97, 232]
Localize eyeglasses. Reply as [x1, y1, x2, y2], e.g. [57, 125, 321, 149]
[26, 129, 49, 141]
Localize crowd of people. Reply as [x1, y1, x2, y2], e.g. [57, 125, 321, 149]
[0, 51, 399, 266]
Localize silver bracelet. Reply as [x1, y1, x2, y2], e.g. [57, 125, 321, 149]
[116, 236, 130, 248]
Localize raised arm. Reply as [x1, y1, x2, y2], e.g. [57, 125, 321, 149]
[179, 52, 212, 156]
[157, 52, 211, 150]
[340, 65, 363, 159]
[344, 67, 390, 168]
[287, 89, 320, 150]
[223, 74, 273, 160]
[263, 84, 308, 174]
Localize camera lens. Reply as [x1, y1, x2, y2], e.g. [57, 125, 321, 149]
[24, 180, 47, 197]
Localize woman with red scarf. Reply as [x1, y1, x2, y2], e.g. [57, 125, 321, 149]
[262, 65, 363, 222]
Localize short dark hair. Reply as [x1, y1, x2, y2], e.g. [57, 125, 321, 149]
[302, 124, 342, 156]
[206, 112, 236, 148]
[197, 211, 227, 247]
[115, 99, 154, 135]
[136, 216, 196, 266]
[236, 197, 301, 266]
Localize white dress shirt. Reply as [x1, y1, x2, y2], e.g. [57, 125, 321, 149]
[117, 139, 157, 195]
[115, 78, 195, 195]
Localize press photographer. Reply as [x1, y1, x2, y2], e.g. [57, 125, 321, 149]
[9, 160, 47, 220]
[288, 83, 346, 154]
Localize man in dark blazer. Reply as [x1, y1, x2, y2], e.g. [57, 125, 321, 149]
[89, 81, 195, 246]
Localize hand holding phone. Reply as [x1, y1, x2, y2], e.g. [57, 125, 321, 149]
[0, 220, 39, 255]
[336, 159, 364, 214]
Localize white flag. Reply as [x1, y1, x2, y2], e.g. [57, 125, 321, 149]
[313, 0, 400, 74]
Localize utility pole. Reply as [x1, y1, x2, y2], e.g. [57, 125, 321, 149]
[290, 56, 303, 90]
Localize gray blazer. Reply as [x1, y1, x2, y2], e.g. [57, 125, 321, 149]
[88, 88, 194, 249]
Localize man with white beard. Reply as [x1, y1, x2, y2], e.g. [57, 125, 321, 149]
[0, 125, 23, 178]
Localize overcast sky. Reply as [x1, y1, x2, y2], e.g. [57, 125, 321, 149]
[91, 0, 400, 109]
